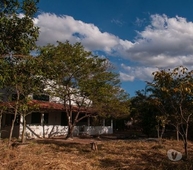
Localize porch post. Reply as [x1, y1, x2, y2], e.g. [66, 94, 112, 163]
[103, 119, 105, 126]
[41, 113, 45, 138]
[88, 117, 90, 126]
[41, 113, 44, 125]
[111, 119, 113, 134]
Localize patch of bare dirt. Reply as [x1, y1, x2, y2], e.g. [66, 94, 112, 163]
[0, 137, 193, 170]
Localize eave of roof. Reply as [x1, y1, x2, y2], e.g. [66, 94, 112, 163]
[0, 100, 95, 113]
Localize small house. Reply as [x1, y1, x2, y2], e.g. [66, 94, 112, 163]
[1, 93, 113, 139]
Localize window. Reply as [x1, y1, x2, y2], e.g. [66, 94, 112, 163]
[5, 114, 13, 125]
[76, 113, 87, 126]
[43, 113, 49, 124]
[31, 112, 41, 124]
[33, 94, 49, 101]
[105, 119, 111, 126]
[5, 114, 20, 126]
[61, 112, 68, 126]
[31, 112, 49, 124]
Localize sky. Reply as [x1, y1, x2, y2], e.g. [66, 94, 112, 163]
[35, 0, 193, 97]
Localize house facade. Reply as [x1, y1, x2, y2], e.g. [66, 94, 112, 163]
[1, 93, 113, 139]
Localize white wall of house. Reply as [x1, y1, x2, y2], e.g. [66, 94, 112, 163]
[82, 126, 113, 135]
[19, 112, 113, 139]
[1, 112, 113, 139]
[22, 125, 69, 138]
[21, 125, 113, 139]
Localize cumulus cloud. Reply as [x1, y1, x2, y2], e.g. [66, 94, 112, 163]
[35, 13, 132, 54]
[120, 64, 157, 82]
[127, 14, 193, 68]
[119, 72, 135, 81]
[119, 14, 193, 81]
[34, 13, 193, 82]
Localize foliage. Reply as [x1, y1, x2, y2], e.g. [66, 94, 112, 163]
[0, 0, 39, 55]
[130, 90, 158, 137]
[38, 41, 130, 138]
[0, 0, 40, 143]
[147, 66, 193, 159]
[0, 55, 43, 143]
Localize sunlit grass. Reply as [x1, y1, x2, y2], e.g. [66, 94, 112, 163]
[0, 138, 192, 170]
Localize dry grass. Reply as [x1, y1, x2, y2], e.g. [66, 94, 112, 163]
[0, 138, 193, 170]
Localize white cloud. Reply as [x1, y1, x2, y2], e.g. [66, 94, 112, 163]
[127, 14, 193, 68]
[35, 13, 193, 82]
[120, 64, 157, 82]
[119, 72, 135, 81]
[35, 13, 132, 53]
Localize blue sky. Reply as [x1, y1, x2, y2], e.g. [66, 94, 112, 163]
[35, 0, 193, 97]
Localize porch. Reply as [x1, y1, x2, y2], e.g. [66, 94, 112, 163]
[1, 111, 113, 139]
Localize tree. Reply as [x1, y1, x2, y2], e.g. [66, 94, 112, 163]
[145, 85, 170, 140]
[0, 106, 7, 139]
[0, 0, 40, 144]
[131, 90, 158, 137]
[0, 56, 43, 143]
[38, 41, 130, 139]
[0, 0, 39, 56]
[148, 66, 193, 159]
[0, 58, 10, 138]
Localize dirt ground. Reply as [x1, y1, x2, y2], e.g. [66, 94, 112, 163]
[0, 135, 193, 170]
[35, 135, 116, 145]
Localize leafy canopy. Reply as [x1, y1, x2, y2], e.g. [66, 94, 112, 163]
[0, 0, 39, 55]
[38, 41, 130, 119]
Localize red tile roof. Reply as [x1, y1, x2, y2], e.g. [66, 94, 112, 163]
[0, 100, 94, 113]
[30, 100, 65, 110]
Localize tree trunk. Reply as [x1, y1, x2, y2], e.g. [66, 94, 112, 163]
[65, 110, 74, 139]
[184, 122, 189, 160]
[157, 126, 165, 145]
[184, 140, 188, 160]
[176, 124, 179, 141]
[160, 126, 165, 139]
[156, 125, 160, 139]
[9, 115, 17, 145]
[9, 109, 18, 145]
[21, 115, 26, 143]
[66, 124, 74, 139]
[0, 113, 2, 139]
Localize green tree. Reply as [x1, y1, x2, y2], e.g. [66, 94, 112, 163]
[148, 66, 193, 159]
[0, 58, 11, 138]
[38, 41, 130, 139]
[0, 0, 39, 56]
[1, 56, 43, 143]
[131, 90, 158, 137]
[0, 0, 40, 143]
[146, 85, 170, 140]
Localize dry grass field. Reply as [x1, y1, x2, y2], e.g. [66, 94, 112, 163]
[0, 137, 193, 170]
